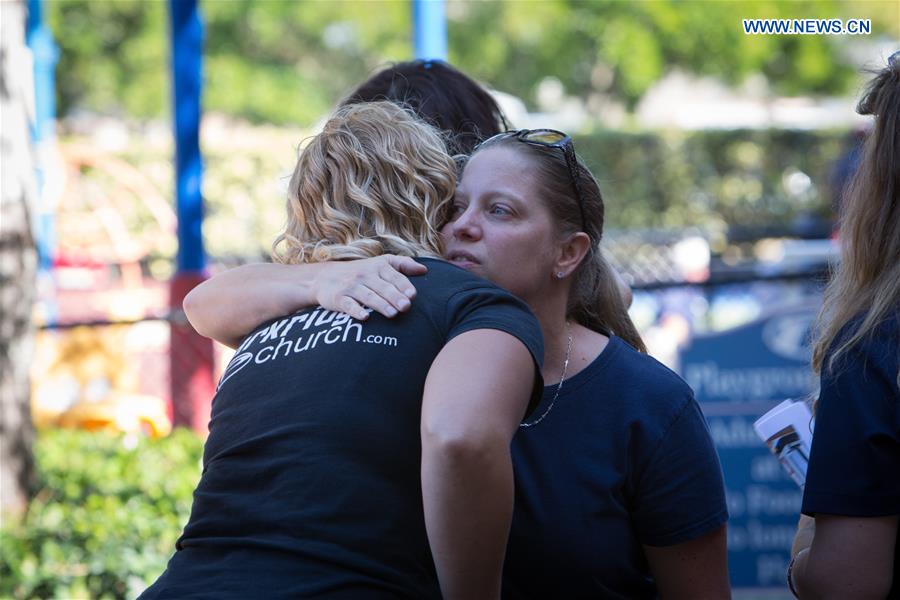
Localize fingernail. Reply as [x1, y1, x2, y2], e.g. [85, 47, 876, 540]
[386, 307, 397, 317]
[398, 298, 410, 310]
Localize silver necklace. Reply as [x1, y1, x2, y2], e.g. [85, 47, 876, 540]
[520, 321, 573, 428]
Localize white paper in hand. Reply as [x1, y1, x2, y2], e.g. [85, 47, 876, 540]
[753, 399, 815, 488]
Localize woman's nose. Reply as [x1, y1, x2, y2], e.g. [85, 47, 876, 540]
[449, 208, 482, 241]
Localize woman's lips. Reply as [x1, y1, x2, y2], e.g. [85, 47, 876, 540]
[447, 250, 480, 268]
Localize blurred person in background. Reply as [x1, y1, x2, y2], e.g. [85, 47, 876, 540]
[143, 102, 543, 600]
[448, 131, 729, 599]
[188, 123, 731, 597]
[788, 54, 900, 599]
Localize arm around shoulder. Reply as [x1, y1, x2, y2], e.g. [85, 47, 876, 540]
[183, 262, 323, 348]
[421, 328, 538, 600]
[183, 255, 425, 348]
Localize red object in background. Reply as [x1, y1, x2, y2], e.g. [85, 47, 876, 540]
[169, 272, 214, 435]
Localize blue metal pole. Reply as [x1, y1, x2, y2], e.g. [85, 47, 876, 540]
[169, 0, 206, 273]
[412, 0, 447, 61]
[168, 0, 214, 433]
[26, 0, 58, 275]
[26, 0, 57, 144]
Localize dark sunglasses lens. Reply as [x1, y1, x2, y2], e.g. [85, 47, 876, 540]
[523, 130, 567, 145]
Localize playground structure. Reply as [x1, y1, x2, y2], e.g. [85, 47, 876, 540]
[31, 140, 176, 437]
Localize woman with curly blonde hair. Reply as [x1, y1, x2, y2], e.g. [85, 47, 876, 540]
[142, 102, 543, 600]
[272, 102, 451, 265]
[788, 55, 900, 599]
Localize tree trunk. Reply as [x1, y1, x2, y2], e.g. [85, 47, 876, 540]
[0, 0, 38, 519]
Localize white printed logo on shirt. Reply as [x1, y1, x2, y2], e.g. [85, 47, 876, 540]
[216, 308, 398, 391]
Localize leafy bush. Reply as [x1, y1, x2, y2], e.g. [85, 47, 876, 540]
[0, 429, 203, 599]
[47, 0, 899, 124]
[577, 128, 846, 231]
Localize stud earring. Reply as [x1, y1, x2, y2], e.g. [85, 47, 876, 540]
[556, 272, 564, 279]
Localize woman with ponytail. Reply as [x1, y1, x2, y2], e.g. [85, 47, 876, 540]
[442, 130, 729, 598]
[788, 55, 900, 600]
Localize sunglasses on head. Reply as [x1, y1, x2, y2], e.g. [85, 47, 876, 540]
[477, 129, 587, 230]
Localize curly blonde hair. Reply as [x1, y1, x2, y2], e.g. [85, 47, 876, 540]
[272, 102, 457, 264]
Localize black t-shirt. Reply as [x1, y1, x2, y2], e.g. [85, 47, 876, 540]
[141, 258, 543, 599]
[802, 314, 900, 597]
[503, 337, 728, 599]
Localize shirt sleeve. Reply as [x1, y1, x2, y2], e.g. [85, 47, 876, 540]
[444, 283, 545, 417]
[632, 398, 729, 547]
[801, 335, 900, 517]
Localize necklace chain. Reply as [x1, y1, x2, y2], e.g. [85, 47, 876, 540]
[519, 321, 573, 428]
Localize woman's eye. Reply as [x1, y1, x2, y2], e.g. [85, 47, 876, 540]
[489, 204, 511, 216]
[448, 204, 465, 218]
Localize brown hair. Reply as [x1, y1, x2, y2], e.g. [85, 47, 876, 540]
[343, 60, 509, 155]
[812, 57, 900, 390]
[478, 137, 647, 352]
[272, 102, 457, 264]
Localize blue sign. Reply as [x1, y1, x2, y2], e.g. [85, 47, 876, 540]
[678, 304, 818, 590]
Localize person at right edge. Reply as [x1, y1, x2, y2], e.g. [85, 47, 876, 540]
[788, 53, 900, 599]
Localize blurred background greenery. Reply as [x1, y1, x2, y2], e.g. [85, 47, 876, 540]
[49, 0, 898, 125]
[0, 430, 204, 599]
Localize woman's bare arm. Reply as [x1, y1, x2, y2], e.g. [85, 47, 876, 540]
[183, 256, 425, 348]
[421, 329, 536, 600]
[644, 526, 731, 600]
[791, 514, 897, 599]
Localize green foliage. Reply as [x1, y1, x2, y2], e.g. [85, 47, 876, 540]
[0, 429, 204, 599]
[201, 0, 411, 124]
[199, 121, 300, 261]
[576, 128, 845, 230]
[450, 0, 896, 109]
[49, 0, 411, 124]
[50, 0, 168, 119]
[47, 0, 898, 125]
